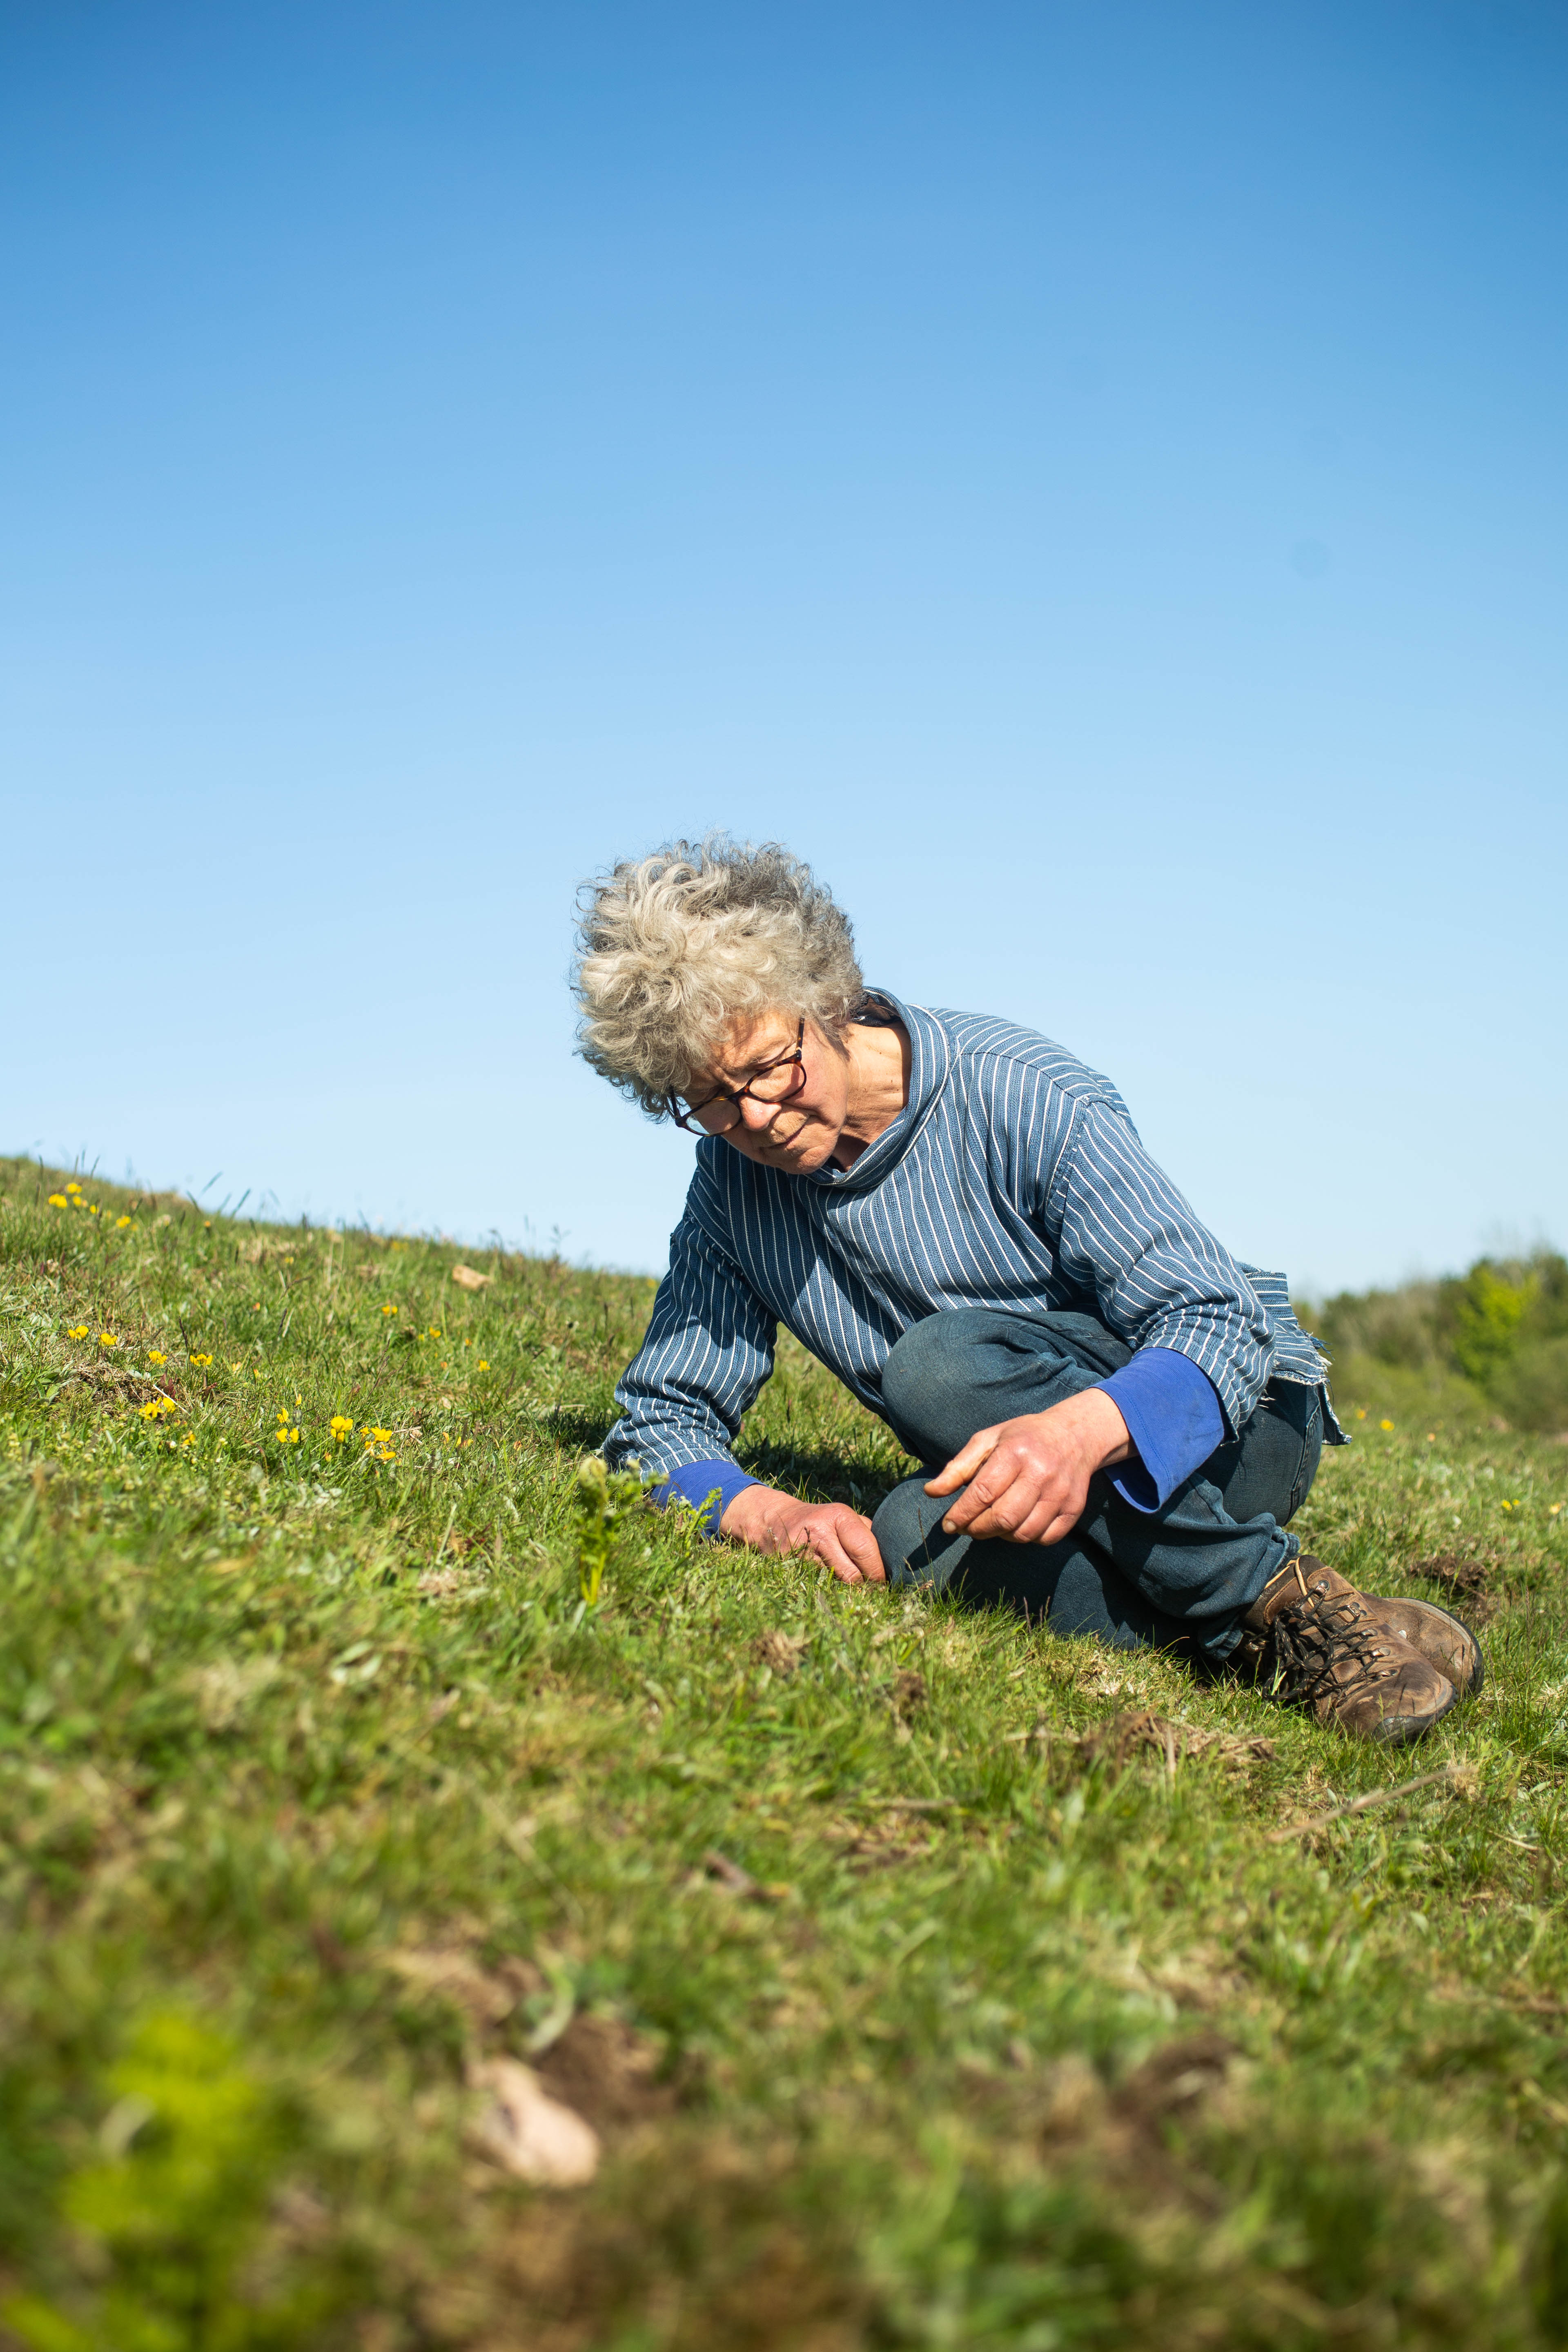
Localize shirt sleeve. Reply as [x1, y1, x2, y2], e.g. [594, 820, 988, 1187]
[602, 1198, 778, 1481]
[1045, 1097, 1276, 1436]
[1094, 1347, 1225, 1513]
[654, 1457, 760, 1532]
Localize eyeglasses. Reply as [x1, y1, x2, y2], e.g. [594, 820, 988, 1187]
[668, 1019, 808, 1134]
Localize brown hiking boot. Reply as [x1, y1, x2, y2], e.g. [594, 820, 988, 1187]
[1360, 1595, 1484, 1699]
[1234, 1555, 1458, 1746]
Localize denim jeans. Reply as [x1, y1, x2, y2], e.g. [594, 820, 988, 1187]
[871, 1309, 1324, 1662]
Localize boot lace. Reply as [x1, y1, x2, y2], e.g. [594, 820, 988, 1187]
[1267, 1593, 1388, 1707]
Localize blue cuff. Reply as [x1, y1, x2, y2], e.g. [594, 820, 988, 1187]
[651, 1458, 758, 1533]
[1094, 1349, 1225, 1513]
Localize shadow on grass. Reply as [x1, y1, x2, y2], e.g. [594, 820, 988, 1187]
[533, 1408, 617, 1452]
[737, 1439, 912, 1513]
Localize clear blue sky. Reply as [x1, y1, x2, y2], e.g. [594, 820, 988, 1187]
[6, 0, 1565, 1297]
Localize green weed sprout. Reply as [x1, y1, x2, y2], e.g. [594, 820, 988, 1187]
[574, 1454, 648, 1608]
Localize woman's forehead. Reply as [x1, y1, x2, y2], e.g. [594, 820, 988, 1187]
[710, 1008, 797, 1073]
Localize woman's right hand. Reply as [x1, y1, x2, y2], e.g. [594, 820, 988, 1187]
[719, 1482, 886, 1586]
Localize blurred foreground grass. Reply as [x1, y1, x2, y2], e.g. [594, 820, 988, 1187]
[4, 1157, 1568, 2348]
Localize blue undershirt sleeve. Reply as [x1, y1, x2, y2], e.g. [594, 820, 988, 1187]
[1093, 1348, 1226, 1513]
[652, 1457, 759, 1533]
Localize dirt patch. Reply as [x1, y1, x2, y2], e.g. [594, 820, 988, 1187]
[1114, 2027, 1238, 2129]
[533, 2011, 682, 2133]
[1013, 1708, 1275, 1776]
[1409, 1554, 1498, 1625]
[754, 1630, 809, 1675]
[1028, 2028, 1241, 2202]
[1087, 1710, 1275, 1773]
[465, 2130, 869, 2352]
[823, 1812, 938, 1873]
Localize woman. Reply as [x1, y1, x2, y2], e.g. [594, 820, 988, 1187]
[575, 837, 1481, 1745]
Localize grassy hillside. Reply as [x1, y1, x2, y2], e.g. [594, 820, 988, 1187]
[3, 1158, 1568, 2349]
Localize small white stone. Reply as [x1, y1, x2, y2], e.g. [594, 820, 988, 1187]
[468, 2059, 599, 2187]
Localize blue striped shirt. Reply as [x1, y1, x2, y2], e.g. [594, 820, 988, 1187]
[605, 993, 1336, 1486]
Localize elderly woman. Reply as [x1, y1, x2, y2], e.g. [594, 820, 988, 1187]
[575, 838, 1481, 1745]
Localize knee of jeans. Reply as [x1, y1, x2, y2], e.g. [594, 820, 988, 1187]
[880, 1307, 995, 1437]
[871, 1478, 933, 1587]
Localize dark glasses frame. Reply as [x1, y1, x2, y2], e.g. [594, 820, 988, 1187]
[667, 1018, 807, 1133]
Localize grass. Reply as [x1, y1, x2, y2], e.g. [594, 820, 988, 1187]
[3, 1158, 1568, 2348]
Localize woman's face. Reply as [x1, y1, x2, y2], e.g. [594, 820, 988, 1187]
[682, 1011, 851, 1174]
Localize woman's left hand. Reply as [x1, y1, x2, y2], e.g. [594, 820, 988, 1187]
[924, 1390, 1133, 1547]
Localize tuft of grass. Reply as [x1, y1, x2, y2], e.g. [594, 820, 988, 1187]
[2, 1155, 1568, 2345]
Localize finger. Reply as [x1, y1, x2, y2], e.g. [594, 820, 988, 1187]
[924, 1428, 1002, 1497]
[1037, 1508, 1083, 1548]
[941, 1458, 1033, 1536]
[813, 1529, 864, 1585]
[794, 1512, 868, 1584]
[835, 1510, 887, 1584]
[1009, 1495, 1074, 1546]
[952, 1499, 1031, 1541]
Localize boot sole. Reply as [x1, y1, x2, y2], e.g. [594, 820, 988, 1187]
[1363, 1595, 1484, 1702]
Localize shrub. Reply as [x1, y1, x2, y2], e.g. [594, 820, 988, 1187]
[1304, 1249, 1568, 1432]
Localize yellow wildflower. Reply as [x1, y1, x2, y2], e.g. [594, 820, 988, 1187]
[367, 1425, 392, 1442]
[190, 1353, 213, 1368]
[47, 1193, 68, 1208]
[477, 1359, 490, 1371]
[381, 1304, 396, 1316]
[99, 1331, 119, 1349]
[139, 1400, 162, 1420]
[181, 1433, 196, 1448]
[66, 1324, 89, 1340]
[65, 1182, 82, 1195]
[429, 1327, 441, 1339]
[1379, 1419, 1393, 1431]
[330, 1415, 354, 1440]
[374, 1446, 396, 1463]
[148, 1349, 167, 1365]
[116, 1215, 132, 1229]
[88, 1204, 100, 1216]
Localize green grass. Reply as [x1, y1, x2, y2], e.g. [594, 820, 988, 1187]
[4, 1157, 1568, 2348]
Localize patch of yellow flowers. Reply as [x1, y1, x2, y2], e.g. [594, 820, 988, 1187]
[45, 1182, 134, 1229]
[268, 1407, 397, 1465]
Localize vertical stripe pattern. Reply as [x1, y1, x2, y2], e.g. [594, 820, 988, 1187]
[605, 992, 1335, 1479]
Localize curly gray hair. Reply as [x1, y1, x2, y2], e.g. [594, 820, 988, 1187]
[573, 836, 865, 1115]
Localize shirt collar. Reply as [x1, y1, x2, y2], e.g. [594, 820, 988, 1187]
[804, 989, 951, 1192]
